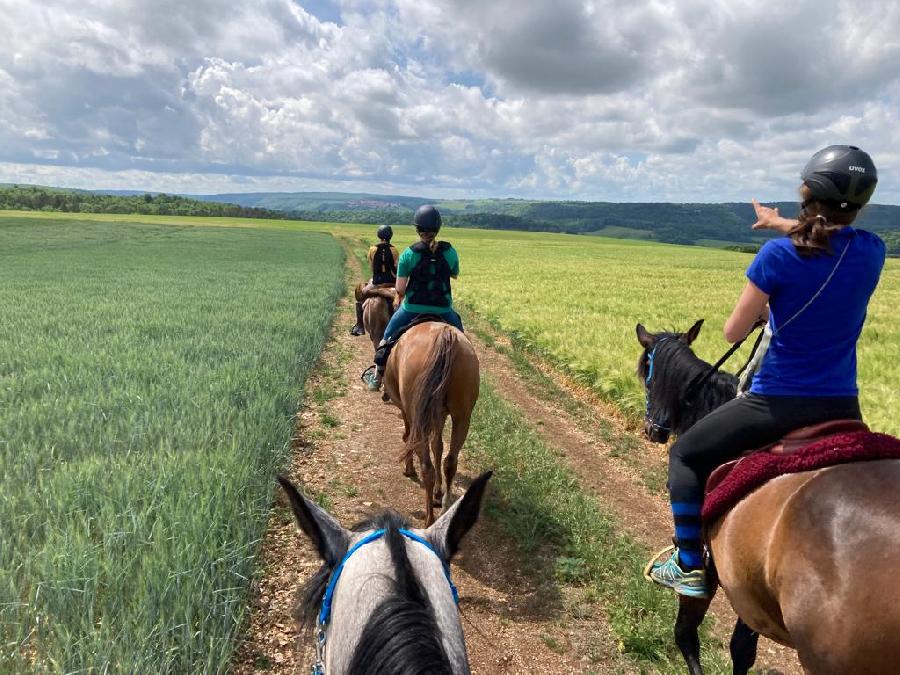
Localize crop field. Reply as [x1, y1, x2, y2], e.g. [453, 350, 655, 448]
[450, 228, 900, 436]
[14, 210, 895, 435]
[308, 220, 899, 436]
[0, 216, 343, 671]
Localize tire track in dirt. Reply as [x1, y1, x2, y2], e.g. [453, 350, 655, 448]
[233, 262, 632, 674]
[466, 326, 802, 675]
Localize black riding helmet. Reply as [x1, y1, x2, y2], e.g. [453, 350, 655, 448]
[414, 204, 442, 233]
[376, 224, 393, 241]
[801, 145, 878, 209]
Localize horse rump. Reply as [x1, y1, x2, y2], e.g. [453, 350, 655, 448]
[400, 326, 457, 465]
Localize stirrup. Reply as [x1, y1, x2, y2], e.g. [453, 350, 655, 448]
[642, 544, 678, 582]
[361, 365, 380, 391]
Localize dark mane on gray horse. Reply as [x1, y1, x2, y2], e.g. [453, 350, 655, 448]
[294, 510, 453, 675]
[637, 332, 738, 435]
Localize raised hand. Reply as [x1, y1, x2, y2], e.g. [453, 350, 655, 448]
[751, 199, 796, 233]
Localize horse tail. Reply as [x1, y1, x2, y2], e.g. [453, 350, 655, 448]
[402, 326, 456, 465]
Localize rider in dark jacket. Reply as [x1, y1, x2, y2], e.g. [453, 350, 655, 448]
[350, 225, 398, 336]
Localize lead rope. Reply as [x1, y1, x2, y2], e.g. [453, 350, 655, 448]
[311, 624, 326, 675]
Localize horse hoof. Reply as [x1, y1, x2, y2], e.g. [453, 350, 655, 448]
[404, 469, 417, 479]
[432, 496, 443, 507]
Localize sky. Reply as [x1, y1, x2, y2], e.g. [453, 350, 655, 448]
[2, 0, 899, 203]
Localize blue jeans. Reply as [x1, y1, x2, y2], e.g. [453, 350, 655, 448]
[381, 306, 464, 344]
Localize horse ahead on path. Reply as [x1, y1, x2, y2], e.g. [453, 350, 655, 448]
[636, 320, 900, 675]
[278, 471, 491, 675]
[383, 321, 480, 526]
[354, 283, 396, 349]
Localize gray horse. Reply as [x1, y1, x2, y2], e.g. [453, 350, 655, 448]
[277, 471, 492, 675]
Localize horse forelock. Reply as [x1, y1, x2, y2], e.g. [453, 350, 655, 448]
[295, 509, 460, 673]
[345, 512, 458, 674]
[293, 511, 410, 633]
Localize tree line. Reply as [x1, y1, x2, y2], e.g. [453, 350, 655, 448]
[0, 186, 281, 219]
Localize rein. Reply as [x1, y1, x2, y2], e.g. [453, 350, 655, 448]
[682, 325, 763, 402]
[312, 528, 459, 675]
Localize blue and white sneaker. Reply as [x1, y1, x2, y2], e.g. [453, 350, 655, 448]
[362, 368, 381, 392]
[643, 546, 710, 598]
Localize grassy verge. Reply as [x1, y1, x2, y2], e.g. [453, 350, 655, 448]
[0, 216, 344, 672]
[465, 380, 729, 673]
[459, 304, 666, 495]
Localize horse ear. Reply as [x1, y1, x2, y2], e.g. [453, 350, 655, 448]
[636, 323, 654, 349]
[277, 475, 349, 566]
[681, 319, 704, 345]
[426, 471, 492, 561]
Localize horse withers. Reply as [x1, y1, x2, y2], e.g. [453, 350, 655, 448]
[354, 283, 396, 349]
[277, 471, 491, 675]
[383, 321, 479, 526]
[636, 320, 900, 675]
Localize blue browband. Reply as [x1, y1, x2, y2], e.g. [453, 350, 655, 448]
[318, 528, 459, 626]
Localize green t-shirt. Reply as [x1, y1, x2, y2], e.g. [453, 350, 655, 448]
[397, 243, 460, 313]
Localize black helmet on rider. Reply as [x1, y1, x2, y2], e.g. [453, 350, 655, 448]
[414, 204, 442, 233]
[376, 225, 393, 241]
[801, 145, 878, 210]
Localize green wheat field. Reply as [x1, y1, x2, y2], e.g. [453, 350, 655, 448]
[0, 215, 343, 672]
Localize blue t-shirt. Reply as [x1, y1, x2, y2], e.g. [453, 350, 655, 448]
[747, 227, 885, 396]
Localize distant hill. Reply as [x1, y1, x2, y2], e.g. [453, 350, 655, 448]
[189, 191, 428, 212]
[3, 184, 897, 253]
[190, 190, 900, 252]
[0, 184, 280, 220]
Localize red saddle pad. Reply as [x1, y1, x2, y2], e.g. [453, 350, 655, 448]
[702, 422, 900, 523]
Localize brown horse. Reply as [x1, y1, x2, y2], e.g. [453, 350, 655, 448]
[383, 321, 480, 526]
[637, 322, 900, 675]
[354, 283, 396, 349]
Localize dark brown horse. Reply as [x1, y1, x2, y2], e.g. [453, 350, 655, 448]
[383, 321, 480, 526]
[637, 321, 900, 675]
[354, 283, 396, 349]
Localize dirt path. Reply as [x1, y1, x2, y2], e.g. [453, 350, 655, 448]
[233, 248, 802, 674]
[467, 325, 802, 674]
[233, 265, 631, 674]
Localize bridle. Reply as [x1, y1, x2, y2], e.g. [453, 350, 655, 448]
[643, 338, 673, 441]
[312, 528, 459, 675]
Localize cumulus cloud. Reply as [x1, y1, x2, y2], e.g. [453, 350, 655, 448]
[0, 0, 899, 203]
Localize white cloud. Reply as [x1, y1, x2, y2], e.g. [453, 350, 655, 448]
[0, 0, 899, 203]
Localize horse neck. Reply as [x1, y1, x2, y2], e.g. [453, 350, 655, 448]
[327, 532, 466, 674]
[679, 370, 737, 434]
[653, 341, 736, 435]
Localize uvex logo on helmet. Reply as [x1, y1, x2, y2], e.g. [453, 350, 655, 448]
[848, 166, 866, 172]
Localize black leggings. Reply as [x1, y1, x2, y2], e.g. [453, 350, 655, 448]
[668, 393, 862, 504]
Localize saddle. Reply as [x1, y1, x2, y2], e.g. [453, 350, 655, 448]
[373, 314, 451, 371]
[701, 419, 900, 524]
[355, 283, 397, 304]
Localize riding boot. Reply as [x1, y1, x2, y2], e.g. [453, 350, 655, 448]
[350, 301, 365, 336]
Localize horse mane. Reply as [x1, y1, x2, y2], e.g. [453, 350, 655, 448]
[403, 327, 456, 463]
[293, 511, 453, 674]
[638, 333, 738, 435]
